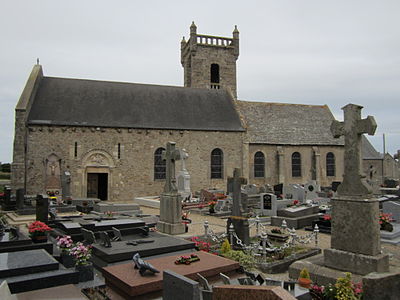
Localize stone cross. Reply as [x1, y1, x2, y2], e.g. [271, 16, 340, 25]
[331, 104, 377, 197]
[162, 142, 182, 193]
[230, 168, 247, 216]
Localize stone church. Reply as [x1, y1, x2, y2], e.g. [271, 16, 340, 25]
[11, 23, 347, 202]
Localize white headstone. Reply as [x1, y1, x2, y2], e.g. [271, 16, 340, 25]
[305, 180, 320, 200]
[177, 149, 191, 201]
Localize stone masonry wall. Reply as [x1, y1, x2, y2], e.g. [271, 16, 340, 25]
[183, 45, 238, 98]
[247, 144, 344, 187]
[24, 126, 244, 201]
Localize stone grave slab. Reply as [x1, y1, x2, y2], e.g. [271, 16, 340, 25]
[277, 205, 319, 218]
[0, 249, 59, 277]
[93, 202, 141, 213]
[93, 219, 145, 231]
[0, 232, 31, 248]
[102, 251, 240, 297]
[383, 200, 400, 223]
[380, 223, 400, 245]
[92, 232, 196, 264]
[1, 266, 79, 294]
[212, 285, 297, 300]
[58, 222, 82, 235]
[13, 284, 86, 300]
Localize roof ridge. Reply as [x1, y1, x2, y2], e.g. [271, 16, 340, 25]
[237, 99, 327, 108]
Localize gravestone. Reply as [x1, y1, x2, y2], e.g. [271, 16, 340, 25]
[242, 184, 257, 195]
[157, 142, 185, 235]
[283, 184, 305, 202]
[2, 187, 15, 211]
[304, 180, 320, 200]
[16, 188, 25, 210]
[163, 270, 200, 300]
[177, 148, 191, 201]
[227, 168, 249, 246]
[61, 171, 71, 201]
[36, 194, 49, 223]
[259, 193, 277, 217]
[290, 104, 400, 297]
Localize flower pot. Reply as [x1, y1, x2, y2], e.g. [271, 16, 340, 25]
[76, 263, 94, 282]
[381, 222, 393, 232]
[209, 208, 215, 214]
[60, 252, 75, 268]
[298, 277, 312, 289]
[31, 235, 48, 243]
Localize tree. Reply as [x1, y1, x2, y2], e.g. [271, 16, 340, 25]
[1, 163, 11, 173]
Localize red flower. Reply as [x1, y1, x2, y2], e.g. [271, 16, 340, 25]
[323, 214, 331, 221]
[293, 200, 299, 205]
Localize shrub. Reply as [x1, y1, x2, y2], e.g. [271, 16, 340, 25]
[299, 268, 310, 279]
[220, 239, 231, 254]
[223, 250, 255, 270]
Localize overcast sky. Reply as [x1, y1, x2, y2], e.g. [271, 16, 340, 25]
[1, 0, 399, 163]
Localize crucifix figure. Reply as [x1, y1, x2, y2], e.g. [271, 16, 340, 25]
[331, 104, 377, 197]
[162, 142, 182, 193]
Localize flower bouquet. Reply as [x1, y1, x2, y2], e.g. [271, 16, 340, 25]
[379, 212, 394, 232]
[28, 221, 52, 242]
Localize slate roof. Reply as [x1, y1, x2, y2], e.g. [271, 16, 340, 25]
[28, 77, 245, 132]
[362, 136, 383, 159]
[236, 101, 344, 145]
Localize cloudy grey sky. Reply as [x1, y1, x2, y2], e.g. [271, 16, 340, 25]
[1, 0, 399, 163]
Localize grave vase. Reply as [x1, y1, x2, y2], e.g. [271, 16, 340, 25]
[76, 263, 94, 282]
[31, 234, 48, 243]
[60, 252, 75, 268]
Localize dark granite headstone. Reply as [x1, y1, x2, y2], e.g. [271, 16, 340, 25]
[163, 270, 200, 300]
[36, 194, 49, 223]
[2, 187, 15, 210]
[16, 188, 25, 210]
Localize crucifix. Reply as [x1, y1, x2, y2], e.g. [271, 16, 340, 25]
[162, 142, 182, 193]
[229, 168, 247, 216]
[331, 104, 377, 197]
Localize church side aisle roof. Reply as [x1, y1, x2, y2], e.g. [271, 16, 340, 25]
[27, 77, 245, 132]
[236, 100, 344, 146]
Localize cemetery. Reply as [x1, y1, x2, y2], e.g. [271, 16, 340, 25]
[0, 106, 400, 300]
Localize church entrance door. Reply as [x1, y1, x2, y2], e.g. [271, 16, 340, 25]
[87, 173, 108, 200]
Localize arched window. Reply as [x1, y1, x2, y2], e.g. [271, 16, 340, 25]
[326, 152, 335, 177]
[154, 147, 166, 180]
[291, 152, 301, 177]
[254, 151, 265, 178]
[211, 148, 223, 179]
[210, 64, 220, 84]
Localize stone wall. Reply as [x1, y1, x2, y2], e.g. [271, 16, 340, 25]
[185, 45, 238, 97]
[247, 144, 344, 187]
[23, 125, 245, 201]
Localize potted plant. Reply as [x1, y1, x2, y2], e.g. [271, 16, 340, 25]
[267, 227, 289, 242]
[71, 242, 94, 282]
[379, 212, 394, 232]
[298, 268, 312, 288]
[56, 235, 75, 268]
[208, 201, 217, 213]
[28, 221, 52, 243]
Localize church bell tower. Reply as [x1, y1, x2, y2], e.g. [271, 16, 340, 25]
[181, 22, 239, 99]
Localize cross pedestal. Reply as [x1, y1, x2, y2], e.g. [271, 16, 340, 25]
[157, 142, 185, 235]
[289, 104, 399, 299]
